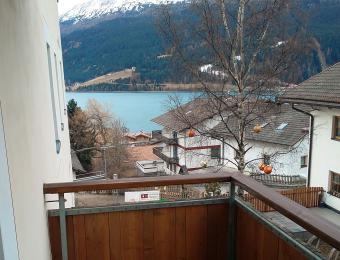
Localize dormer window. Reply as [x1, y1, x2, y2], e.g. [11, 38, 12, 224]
[276, 123, 288, 130]
[332, 116, 340, 141]
[263, 154, 271, 165]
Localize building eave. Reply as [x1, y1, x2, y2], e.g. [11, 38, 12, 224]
[279, 98, 340, 109]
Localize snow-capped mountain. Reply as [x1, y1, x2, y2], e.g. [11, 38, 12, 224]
[60, 0, 185, 24]
[60, 0, 340, 87]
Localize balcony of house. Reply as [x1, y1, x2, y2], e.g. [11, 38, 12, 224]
[249, 173, 307, 189]
[152, 130, 178, 145]
[153, 146, 179, 164]
[44, 171, 340, 260]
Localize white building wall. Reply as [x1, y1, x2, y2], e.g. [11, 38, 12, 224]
[160, 128, 223, 174]
[178, 133, 222, 170]
[310, 108, 340, 211]
[223, 137, 309, 177]
[160, 124, 308, 176]
[0, 1, 73, 259]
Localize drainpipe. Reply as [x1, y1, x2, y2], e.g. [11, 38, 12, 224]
[173, 131, 178, 173]
[292, 104, 314, 187]
[173, 131, 178, 157]
[221, 138, 225, 166]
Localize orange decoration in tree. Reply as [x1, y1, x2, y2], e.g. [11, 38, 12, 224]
[263, 165, 273, 175]
[253, 124, 262, 134]
[259, 163, 266, 171]
[187, 128, 196, 137]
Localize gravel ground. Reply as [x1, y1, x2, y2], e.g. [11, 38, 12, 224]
[75, 193, 125, 208]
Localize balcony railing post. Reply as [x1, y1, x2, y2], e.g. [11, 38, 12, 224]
[58, 193, 68, 260]
[228, 182, 236, 260]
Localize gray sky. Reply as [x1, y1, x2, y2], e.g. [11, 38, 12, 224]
[58, 0, 85, 15]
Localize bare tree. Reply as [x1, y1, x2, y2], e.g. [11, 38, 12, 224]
[157, 0, 310, 173]
[68, 99, 96, 171]
[85, 99, 128, 178]
[68, 99, 128, 177]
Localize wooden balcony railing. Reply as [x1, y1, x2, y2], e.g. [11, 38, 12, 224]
[244, 187, 323, 212]
[44, 171, 340, 260]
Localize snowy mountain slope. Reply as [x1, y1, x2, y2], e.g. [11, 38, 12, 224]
[60, 0, 340, 86]
[60, 0, 185, 24]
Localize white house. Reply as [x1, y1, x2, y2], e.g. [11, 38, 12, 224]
[152, 99, 309, 177]
[280, 62, 340, 211]
[212, 104, 310, 178]
[152, 99, 223, 175]
[0, 1, 73, 259]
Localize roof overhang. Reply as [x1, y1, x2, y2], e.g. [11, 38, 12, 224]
[278, 97, 340, 109]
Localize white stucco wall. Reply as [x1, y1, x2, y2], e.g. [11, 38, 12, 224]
[160, 125, 308, 177]
[0, 1, 73, 259]
[178, 133, 222, 170]
[310, 108, 340, 211]
[223, 137, 309, 177]
[161, 128, 222, 174]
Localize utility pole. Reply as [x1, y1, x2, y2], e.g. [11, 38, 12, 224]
[102, 147, 107, 179]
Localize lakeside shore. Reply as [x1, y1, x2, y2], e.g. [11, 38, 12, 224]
[66, 82, 230, 93]
[66, 89, 203, 93]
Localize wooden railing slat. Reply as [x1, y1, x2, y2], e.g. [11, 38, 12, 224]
[43, 172, 235, 194]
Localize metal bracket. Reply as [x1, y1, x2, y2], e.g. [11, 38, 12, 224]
[228, 182, 236, 260]
[58, 193, 68, 260]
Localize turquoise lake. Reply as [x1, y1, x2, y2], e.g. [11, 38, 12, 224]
[66, 92, 200, 132]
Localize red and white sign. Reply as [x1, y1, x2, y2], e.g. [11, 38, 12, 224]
[125, 190, 160, 203]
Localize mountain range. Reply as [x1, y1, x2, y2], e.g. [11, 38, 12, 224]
[61, 0, 185, 24]
[60, 0, 340, 87]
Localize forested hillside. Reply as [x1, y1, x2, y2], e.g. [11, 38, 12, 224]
[61, 0, 340, 85]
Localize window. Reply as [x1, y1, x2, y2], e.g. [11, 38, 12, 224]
[276, 123, 288, 130]
[211, 147, 221, 159]
[59, 61, 67, 116]
[263, 154, 271, 165]
[329, 171, 340, 198]
[332, 116, 340, 140]
[46, 44, 61, 153]
[54, 53, 63, 131]
[301, 155, 308, 168]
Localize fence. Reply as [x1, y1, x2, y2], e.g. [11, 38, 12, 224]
[244, 187, 323, 212]
[160, 185, 203, 200]
[250, 173, 307, 188]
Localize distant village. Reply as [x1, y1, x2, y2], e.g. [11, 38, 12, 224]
[71, 63, 340, 215]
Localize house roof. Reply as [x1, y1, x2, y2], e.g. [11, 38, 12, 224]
[152, 96, 309, 147]
[126, 145, 160, 164]
[211, 104, 309, 146]
[151, 98, 216, 132]
[134, 132, 151, 138]
[125, 134, 137, 140]
[124, 132, 151, 140]
[279, 62, 340, 108]
[124, 132, 151, 141]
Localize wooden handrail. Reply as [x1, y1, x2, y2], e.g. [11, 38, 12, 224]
[233, 173, 340, 250]
[43, 170, 340, 250]
[43, 172, 234, 194]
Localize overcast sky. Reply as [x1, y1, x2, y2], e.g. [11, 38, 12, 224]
[58, 0, 85, 15]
